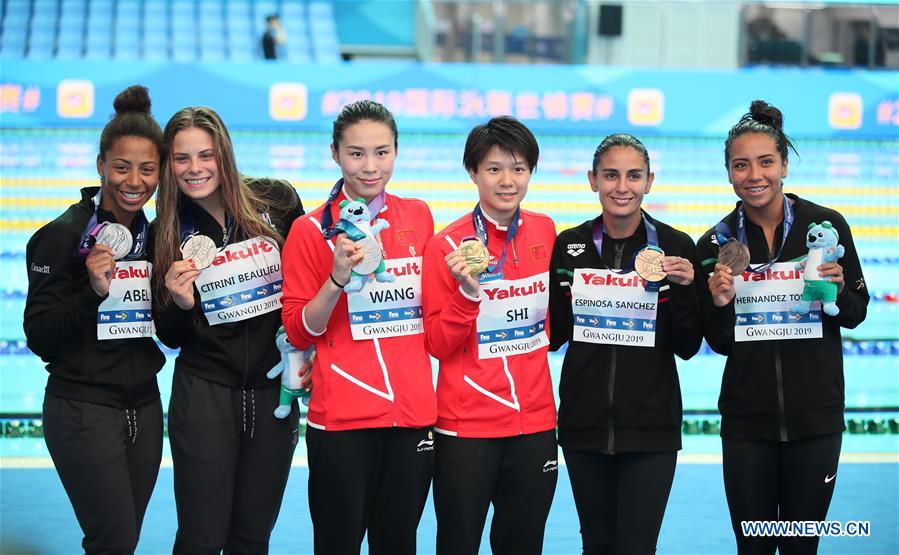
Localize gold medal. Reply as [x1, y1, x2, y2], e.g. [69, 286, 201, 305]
[458, 238, 489, 276]
[634, 246, 666, 282]
[718, 239, 750, 274]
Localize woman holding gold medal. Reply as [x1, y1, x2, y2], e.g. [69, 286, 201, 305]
[696, 101, 869, 554]
[151, 106, 304, 553]
[422, 116, 558, 555]
[281, 100, 437, 555]
[547, 133, 702, 554]
[24, 85, 166, 553]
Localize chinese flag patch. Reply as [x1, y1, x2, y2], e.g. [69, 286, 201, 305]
[396, 229, 419, 245]
[531, 244, 547, 260]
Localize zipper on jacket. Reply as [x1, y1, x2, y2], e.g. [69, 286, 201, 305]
[512, 237, 519, 268]
[243, 321, 250, 387]
[774, 341, 788, 442]
[605, 242, 626, 454]
[607, 346, 617, 454]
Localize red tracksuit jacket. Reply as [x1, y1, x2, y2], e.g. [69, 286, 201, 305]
[422, 208, 557, 438]
[281, 190, 437, 431]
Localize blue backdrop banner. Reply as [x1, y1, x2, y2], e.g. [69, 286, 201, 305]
[1, 60, 897, 138]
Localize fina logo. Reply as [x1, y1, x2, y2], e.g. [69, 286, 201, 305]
[567, 243, 586, 257]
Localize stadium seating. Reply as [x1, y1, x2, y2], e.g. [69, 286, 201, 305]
[0, 0, 341, 63]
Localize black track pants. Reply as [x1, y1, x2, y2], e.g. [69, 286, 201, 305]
[723, 433, 842, 555]
[305, 426, 435, 555]
[169, 371, 299, 555]
[562, 448, 677, 555]
[43, 394, 163, 555]
[434, 429, 559, 555]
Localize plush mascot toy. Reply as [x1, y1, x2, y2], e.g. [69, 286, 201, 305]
[333, 198, 394, 292]
[791, 221, 844, 316]
[266, 327, 313, 418]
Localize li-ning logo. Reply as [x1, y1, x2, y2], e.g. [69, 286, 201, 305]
[567, 243, 586, 257]
[542, 460, 558, 473]
[417, 431, 435, 452]
[30, 263, 51, 274]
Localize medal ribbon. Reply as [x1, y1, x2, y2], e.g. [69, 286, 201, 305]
[76, 189, 148, 260]
[591, 210, 661, 291]
[714, 194, 793, 275]
[471, 203, 520, 273]
[320, 178, 387, 239]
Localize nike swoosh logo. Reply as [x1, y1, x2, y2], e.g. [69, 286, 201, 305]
[824, 474, 836, 484]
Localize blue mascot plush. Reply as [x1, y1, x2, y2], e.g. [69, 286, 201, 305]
[266, 327, 313, 418]
[791, 221, 844, 316]
[333, 198, 394, 293]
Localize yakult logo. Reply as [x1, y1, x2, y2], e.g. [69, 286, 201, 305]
[482, 279, 546, 300]
[112, 266, 149, 280]
[739, 268, 801, 282]
[386, 261, 421, 276]
[211, 240, 274, 267]
[580, 272, 646, 288]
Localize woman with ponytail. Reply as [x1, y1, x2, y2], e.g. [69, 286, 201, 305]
[151, 106, 303, 553]
[696, 100, 869, 554]
[281, 100, 437, 555]
[24, 85, 165, 553]
[548, 133, 702, 554]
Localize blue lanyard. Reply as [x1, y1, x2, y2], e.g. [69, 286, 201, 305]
[320, 178, 387, 239]
[179, 204, 234, 247]
[471, 204, 519, 273]
[591, 210, 661, 291]
[714, 195, 793, 274]
[76, 189, 148, 260]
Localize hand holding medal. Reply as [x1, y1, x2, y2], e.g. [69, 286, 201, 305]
[445, 241, 481, 299]
[661, 255, 695, 286]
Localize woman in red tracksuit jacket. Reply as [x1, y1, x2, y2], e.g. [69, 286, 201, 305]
[281, 100, 437, 555]
[422, 116, 558, 555]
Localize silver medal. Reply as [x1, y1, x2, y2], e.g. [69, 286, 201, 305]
[181, 235, 218, 270]
[95, 223, 133, 260]
[353, 235, 384, 276]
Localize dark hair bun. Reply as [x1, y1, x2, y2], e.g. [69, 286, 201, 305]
[749, 99, 784, 131]
[113, 85, 152, 115]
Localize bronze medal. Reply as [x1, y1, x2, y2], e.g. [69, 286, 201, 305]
[634, 246, 666, 282]
[458, 238, 489, 276]
[718, 239, 750, 274]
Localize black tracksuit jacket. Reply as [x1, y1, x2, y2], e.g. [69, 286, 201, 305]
[151, 178, 303, 390]
[549, 215, 703, 453]
[696, 194, 869, 442]
[24, 186, 164, 408]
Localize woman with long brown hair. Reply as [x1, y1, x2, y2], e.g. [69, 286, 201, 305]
[151, 106, 304, 553]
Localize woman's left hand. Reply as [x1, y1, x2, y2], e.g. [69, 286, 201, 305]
[662, 256, 694, 286]
[817, 261, 845, 294]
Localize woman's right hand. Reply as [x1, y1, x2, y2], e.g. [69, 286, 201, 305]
[445, 251, 480, 298]
[708, 263, 736, 308]
[86, 244, 117, 297]
[331, 235, 364, 286]
[165, 259, 200, 310]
